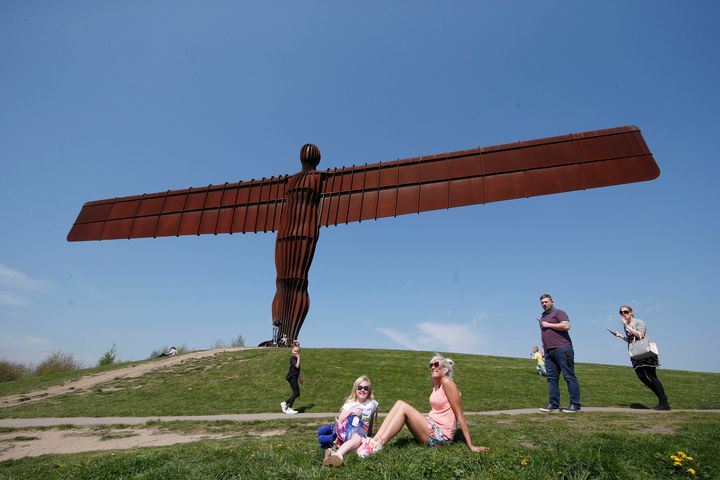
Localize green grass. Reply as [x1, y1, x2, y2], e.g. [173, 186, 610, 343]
[0, 413, 717, 479]
[0, 349, 718, 418]
[0, 348, 719, 478]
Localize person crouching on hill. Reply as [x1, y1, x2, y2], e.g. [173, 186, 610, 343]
[356, 354, 489, 458]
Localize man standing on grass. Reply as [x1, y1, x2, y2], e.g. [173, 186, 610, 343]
[537, 293, 581, 413]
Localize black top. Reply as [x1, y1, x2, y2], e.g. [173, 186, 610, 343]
[285, 354, 300, 380]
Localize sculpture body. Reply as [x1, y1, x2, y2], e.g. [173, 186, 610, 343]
[272, 145, 322, 343]
[67, 126, 661, 345]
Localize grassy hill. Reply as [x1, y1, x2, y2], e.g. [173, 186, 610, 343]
[1, 348, 718, 418]
[0, 348, 718, 479]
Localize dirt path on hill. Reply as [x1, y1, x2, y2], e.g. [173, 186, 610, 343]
[0, 347, 250, 409]
[2, 408, 718, 461]
[0, 426, 289, 461]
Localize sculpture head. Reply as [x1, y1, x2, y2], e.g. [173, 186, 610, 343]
[300, 144, 321, 171]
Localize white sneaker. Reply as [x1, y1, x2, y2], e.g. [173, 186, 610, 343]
[280, 402, 287, 413]
[357, 437, 382, 458]
[285, 408, 298, 415]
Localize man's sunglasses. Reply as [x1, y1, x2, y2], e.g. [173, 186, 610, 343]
[356, 385, 370, 392]
[619, 310, 631, 315]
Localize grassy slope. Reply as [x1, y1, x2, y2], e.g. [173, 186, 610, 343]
[0, 359, 150, 398]
[0, 413, 718, 479]
[1, 349, 719, 479]
[1, 348, 719, 418]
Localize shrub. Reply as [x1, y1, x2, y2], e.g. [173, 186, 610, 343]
[97, 344, 118, 367]
[212, 339, 228, 349]
[34, 351, 84, 376]
[230, 334, 245, 347]
[0, 359, 31, 382]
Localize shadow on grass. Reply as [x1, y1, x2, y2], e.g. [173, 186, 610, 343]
[392, 437, 422, 448]
[629, 403, 650, 409]
[296, 403, 315, 413]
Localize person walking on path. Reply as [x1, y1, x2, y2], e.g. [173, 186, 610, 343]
[281, 345, 301, 415]
[354, 354, 490, 458]
[537, 294, 581, 413]
[610, 305, 671, 410]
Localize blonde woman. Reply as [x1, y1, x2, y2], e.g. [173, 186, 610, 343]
[357, 354, 489, 458]
[322, 375, 378, 466]
[611, 305, 670, 410]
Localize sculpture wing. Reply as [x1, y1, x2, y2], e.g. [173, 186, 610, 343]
[318, 126, 659, 227]
[67, 176, 289, 241]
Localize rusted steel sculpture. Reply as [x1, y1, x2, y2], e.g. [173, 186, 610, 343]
[68, 125, 660, 344]
[272, 144, 322, 342]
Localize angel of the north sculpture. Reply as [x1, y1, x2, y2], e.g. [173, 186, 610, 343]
[68, 125, 659, 345]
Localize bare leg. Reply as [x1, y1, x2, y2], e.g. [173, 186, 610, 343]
[374, 400, 430, 445]
[335, 434, 363, 458]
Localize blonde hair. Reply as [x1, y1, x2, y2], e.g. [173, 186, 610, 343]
[345, 375, 375, 402]
[430, 354, 455, 380]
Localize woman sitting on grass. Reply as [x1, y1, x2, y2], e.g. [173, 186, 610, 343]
[321, 375, 378, 466]
[357, 354, 489, 457]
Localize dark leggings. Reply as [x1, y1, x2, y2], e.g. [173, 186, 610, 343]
[286, 376, 300, 408]
[635, 366, 668, 404]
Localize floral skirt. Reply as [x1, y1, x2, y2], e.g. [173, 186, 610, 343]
[425, 416, 452, 447]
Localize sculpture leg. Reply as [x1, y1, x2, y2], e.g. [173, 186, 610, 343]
[272, 278, 310, 343]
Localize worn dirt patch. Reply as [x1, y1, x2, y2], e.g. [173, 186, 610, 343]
[246, 429, 286, 438]
[639, 424, 676, 434]
[0, 427, 238, 461]
[0, 347, 251, 409]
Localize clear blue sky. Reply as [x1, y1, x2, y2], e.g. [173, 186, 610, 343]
[1, 2, 718, 373]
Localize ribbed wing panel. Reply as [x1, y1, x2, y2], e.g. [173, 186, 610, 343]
[318, 126, 659, 226]
[68, 176, 289, 241]
[69, 126, 659, 241]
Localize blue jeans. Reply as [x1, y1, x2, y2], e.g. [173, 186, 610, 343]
[545, 347, 581, 408]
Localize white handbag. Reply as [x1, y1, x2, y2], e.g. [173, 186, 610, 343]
[629, 336, 658, 360]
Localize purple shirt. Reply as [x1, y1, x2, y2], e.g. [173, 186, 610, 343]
[540, 307, 573, 350]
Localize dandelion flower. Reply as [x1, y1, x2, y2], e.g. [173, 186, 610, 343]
[674, 461, 683, 466]
[671, 455, 681, 461]
[687, 467, 696, 475]
[521, 458, 529, 466]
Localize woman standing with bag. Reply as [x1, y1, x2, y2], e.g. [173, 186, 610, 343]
[611, 305, 671, 410]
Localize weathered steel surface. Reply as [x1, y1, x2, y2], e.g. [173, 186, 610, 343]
[271, 144, 321, 342]
[318, 125, 658, 225]
[67, 126, 660, 344]
[67, 176, 289, 241]
[68, 126, 658, 241]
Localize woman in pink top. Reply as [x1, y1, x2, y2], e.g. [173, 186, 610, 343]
[357, 354, 489, 458]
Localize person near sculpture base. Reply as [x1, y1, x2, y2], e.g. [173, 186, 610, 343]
[281, 345, 301, 415]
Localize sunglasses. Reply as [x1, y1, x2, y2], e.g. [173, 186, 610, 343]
[428, 361, 442, 369]
[619, 310, 631, 315]
[356, 385, 370, 392]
